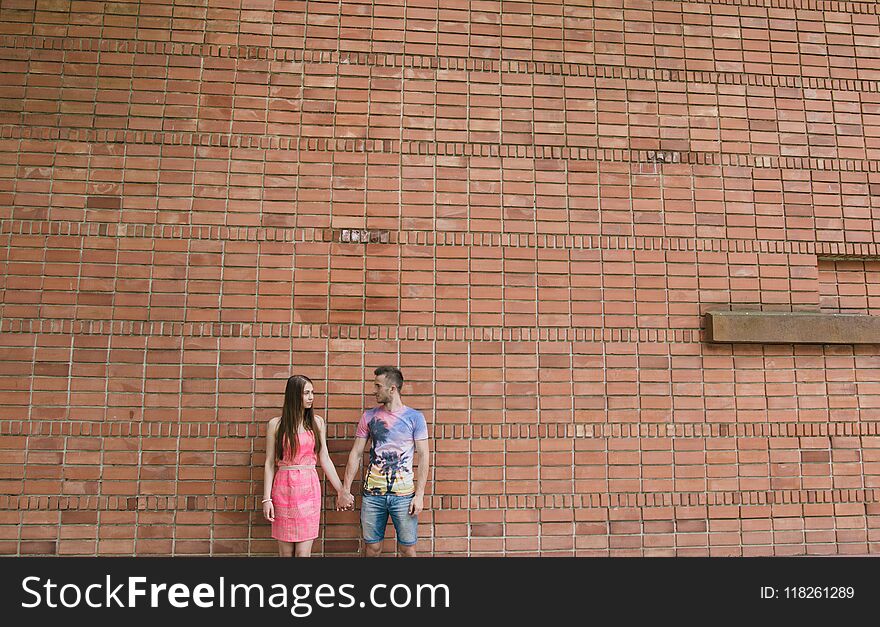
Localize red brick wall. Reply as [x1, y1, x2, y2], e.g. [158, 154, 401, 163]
[2, 0, 880, 556]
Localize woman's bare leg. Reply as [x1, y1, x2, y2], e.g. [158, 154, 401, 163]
[278, 540, 294, 557]
[294, 540, 314, 557]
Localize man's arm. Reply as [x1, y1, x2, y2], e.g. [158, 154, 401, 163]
[409, 438, 430, 516]
[339, 436, 368, 508]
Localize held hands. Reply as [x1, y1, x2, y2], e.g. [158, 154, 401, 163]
[336, 490, 355, 511]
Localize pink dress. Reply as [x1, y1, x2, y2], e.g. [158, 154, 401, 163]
[271, 430, 321, 543]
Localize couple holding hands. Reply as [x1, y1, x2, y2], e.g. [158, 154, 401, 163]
[262, 366, 429, 557]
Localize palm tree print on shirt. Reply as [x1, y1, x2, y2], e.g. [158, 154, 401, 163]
[378, 450, 410, 494]
[369, 417, 390, 446]
[367, 416, 410, 494]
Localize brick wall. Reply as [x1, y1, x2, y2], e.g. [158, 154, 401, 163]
[1, 0, 880, 556]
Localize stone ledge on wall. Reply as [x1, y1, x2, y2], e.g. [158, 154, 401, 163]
[705, 311, 880, 344]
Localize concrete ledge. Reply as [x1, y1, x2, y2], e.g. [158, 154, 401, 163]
[705, 311, 880, 344]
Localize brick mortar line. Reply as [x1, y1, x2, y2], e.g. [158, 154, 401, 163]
[3, 125, 880, 173]
[2, 489, 878, 512]
[5, 0, 880, 21]
[688, 0, 879, 14]
[4, 219, 879, 259]
[7, 318, 879, 344]
[3, 34, 880, 94]
[2, 420, 878, 439]
[0, 318, 706, 342]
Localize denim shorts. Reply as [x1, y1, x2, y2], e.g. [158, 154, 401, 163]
[361, 493, 418, 546]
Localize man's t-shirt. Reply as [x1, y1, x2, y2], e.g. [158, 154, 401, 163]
[355, 405, 428, 496]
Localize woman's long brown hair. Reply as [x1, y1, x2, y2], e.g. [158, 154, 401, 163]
[275, 375, 321, 462]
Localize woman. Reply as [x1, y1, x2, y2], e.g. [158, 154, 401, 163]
[262, 375, 351, 556]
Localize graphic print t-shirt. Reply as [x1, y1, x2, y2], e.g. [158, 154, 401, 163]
[355, 405, 428, 496]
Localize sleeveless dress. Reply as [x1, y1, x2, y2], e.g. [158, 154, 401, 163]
[271, 429, 321, 543]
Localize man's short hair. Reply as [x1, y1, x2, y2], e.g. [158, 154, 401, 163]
[374, 366, 404, 391]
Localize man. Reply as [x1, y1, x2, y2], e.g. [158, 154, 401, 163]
[339, 366, 429, 557]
